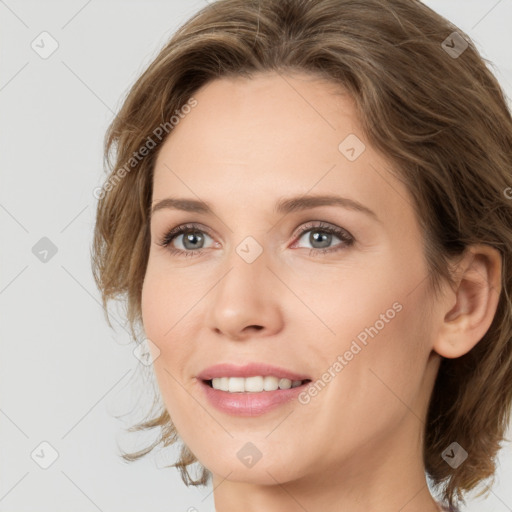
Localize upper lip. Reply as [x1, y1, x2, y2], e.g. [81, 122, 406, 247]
[197, 363, 311, 382]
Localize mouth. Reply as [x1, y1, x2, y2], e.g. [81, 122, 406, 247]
[202, 376, 312, 393]
[198, 376, 313, 416]
[196, 362, 313, 415]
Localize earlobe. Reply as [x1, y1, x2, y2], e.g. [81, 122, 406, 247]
[433, 244, 502, 359]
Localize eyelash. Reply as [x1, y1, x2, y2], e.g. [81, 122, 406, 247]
[156, 221, 355, 258]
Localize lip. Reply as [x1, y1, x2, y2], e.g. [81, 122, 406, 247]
[196, 362, 311, 381]
[196, 363, 312, 417]
[198, 379, 311, 416]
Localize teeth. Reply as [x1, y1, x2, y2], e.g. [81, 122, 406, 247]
[210, 376, 304, 392]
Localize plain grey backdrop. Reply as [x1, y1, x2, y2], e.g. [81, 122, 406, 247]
[1, 1, 511, 511]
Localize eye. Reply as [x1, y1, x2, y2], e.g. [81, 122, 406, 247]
[157, 223, 215, 257]
[292, 221, 354, 256]
[156, 220, 355, 258]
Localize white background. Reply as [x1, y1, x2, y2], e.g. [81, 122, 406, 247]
[1, 1, 511, 511]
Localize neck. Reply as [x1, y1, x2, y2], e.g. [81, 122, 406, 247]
[212, 411, 441, 512]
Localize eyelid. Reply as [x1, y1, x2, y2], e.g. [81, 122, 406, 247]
[157, 220, 355, 256]
[291, 220, 353, 242]
[156, 222, 216, 247]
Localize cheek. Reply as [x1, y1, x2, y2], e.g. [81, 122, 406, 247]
[341, 278, 432, 412]
[141, 258, 187, 342]
[315, 254, 431, 409]
[141, 277, 166, 346]
[312, 294, 430, 457]
[141, 272, 193, 424]
[140, 269, 188, 381]
[141, 260, 208, 372]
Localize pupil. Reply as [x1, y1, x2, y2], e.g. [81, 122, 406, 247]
[184, 231, 203, 250]
[311, 231, 331, 249]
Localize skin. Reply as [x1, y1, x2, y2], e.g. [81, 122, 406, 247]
[141, 71, 502, 512]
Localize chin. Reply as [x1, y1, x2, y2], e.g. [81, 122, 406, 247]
[205, 455, 304, 486]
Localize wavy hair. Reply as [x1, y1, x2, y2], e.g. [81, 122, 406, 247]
[91, 0, 512, 509]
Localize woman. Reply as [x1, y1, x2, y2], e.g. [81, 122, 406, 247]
[91, 1, 512, 510]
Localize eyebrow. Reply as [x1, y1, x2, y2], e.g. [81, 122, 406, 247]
[151, 194, 379, 221]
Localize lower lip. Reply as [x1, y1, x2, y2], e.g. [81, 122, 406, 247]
[198, 379, 310, 417]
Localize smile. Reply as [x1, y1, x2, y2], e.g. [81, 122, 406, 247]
[205, 376, 310, 392]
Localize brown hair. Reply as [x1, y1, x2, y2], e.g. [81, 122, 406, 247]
[91, 0, 512, 508]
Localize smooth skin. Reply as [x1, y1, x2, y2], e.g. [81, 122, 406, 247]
[141, 71, 502, 512]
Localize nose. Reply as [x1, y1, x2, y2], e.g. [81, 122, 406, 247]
[205, 246, 285, 341]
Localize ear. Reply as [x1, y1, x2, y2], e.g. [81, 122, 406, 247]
[433, 244, 502, 359]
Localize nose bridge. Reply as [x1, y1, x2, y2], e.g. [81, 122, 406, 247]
[219, 234, 270, 305]
[206, 234, 283, 338]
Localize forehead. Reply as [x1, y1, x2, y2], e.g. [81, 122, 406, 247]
[152, 72, 412, 229]
[157, 72, 361, 168]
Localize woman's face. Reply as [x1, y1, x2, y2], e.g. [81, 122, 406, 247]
[141, 71, 441, 486]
